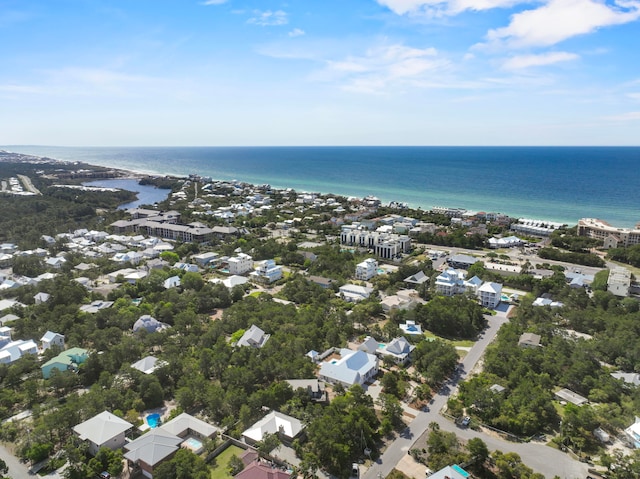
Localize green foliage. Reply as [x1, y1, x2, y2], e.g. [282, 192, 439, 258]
[607, 244, 640, 267]
[227, 454, 245, 475]
[538, 247, 605, 267]
[160, 251, 180, 265]
[411, 340, 458, 387]
[304, 384, 379, 478]
[153, 448, 210, 479]
[414, 295, 486, 339]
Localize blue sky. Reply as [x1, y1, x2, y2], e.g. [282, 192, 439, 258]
[1, 0, 639, 146]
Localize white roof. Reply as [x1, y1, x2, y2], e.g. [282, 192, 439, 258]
[160, 412, 218, 438]
[242, 411, 303, 442]
[73, 411, 133, 445]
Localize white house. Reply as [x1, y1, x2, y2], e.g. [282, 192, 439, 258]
[241, 411, 304, 445]
[435, 268, 466, 296]
[318, 349, 379, 387]
[131, 356, 167, 375]
[380, 337, 415, 365]
[34, 292, 51, 305]
[0, 339, 38, 364]
[163, 276, 181, 289]
[252, 259, 283, 283]
[625, 417, 640, 448]
[355, 258, 378, 281]
[237, 324, 270, 348]
[41, 331, 65, 351]
[477, 282, 502, 308]
[400, 320, 423, 336]
[228, 253, 254, 275]
[73, 411, 133, 455]
[339, 284, 373, 302]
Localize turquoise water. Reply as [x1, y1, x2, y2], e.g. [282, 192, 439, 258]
[183, 436, 203, 451]
[146, 413, 161, 428]
[4, 145, 640, 227]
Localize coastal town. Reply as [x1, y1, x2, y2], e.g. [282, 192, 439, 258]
[1, 151, 640, 479]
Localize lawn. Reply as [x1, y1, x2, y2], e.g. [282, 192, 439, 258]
[209, 444, 245, 479]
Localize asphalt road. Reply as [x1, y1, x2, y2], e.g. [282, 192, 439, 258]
[363, 310, 591, 479]
[0, 442, 33, 479]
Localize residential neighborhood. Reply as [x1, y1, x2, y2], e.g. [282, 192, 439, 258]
[0, 155, 638, 479]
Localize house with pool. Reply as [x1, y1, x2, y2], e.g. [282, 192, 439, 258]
[124, 412, 219, 478]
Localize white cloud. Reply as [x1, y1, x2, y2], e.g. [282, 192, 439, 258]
[502, 51, 579, 69]
[376, 0, 522, 16]
[604, 111, 640, 121]
[201, 0, 228, 5]
[484, 0, 640, 48]
[288, 28, 305, 37]
[320, 43, 451, 93]
[628, 92, 640, 100]
[247, 10, 288, 26]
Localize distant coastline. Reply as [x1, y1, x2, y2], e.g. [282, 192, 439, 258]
[3, 145, 640, 228]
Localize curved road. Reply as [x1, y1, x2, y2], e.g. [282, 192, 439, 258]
[363, 310, 590, 479]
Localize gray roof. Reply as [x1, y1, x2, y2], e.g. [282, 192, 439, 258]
[404, 271, 428, 284]
[612, 371, 640, 386]
[237, 324, 270, 348]
[123, 428, 182, 466]
[160, 412, 218, 438]
[73, 411, 133, 445]
[319, 349, 377, 386]
[385, 337, 413, 355]
[131, 356, 165, 374]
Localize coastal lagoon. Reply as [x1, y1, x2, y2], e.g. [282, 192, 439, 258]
[83, 179, 170, 209]
[6, 145, 640, 227]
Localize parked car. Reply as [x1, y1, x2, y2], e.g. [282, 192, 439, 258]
[460, 416, 471, 427]
[351, 463, 359, 478]
[99, 472, 111, 479]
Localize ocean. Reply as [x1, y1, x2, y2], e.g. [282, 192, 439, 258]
[3, 145, 639, 227]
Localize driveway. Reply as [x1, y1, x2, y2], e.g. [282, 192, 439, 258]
[0, 442, 34, 479]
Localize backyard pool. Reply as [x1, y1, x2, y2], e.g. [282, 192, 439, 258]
[182, 436, 204, 454]
[146, 413, 161, 428]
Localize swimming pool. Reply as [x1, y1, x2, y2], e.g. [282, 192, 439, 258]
[146, 413, 161, 428]
[182, 436, 204, 454]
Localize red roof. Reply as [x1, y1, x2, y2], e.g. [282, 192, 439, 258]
[235, 462, 292, 479]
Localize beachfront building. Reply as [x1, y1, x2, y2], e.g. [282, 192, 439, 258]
[355, 258, 378, 281]
[510, 218, 564, 237]
[577, 218, 640, 248]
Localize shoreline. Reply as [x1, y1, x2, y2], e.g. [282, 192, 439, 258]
[2, 147, 637, 228]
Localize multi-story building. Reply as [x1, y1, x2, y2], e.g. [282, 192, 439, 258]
[435, 268, 466, 296]
[227, 253, 254, 275]
[577, 218, 640, 248]
[477, 282, 502, 308]
[340, 226, 411, 259]
[355, 258, 378, 281]
[608, 267, 631, 297]
[252, 259, 283, 283]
